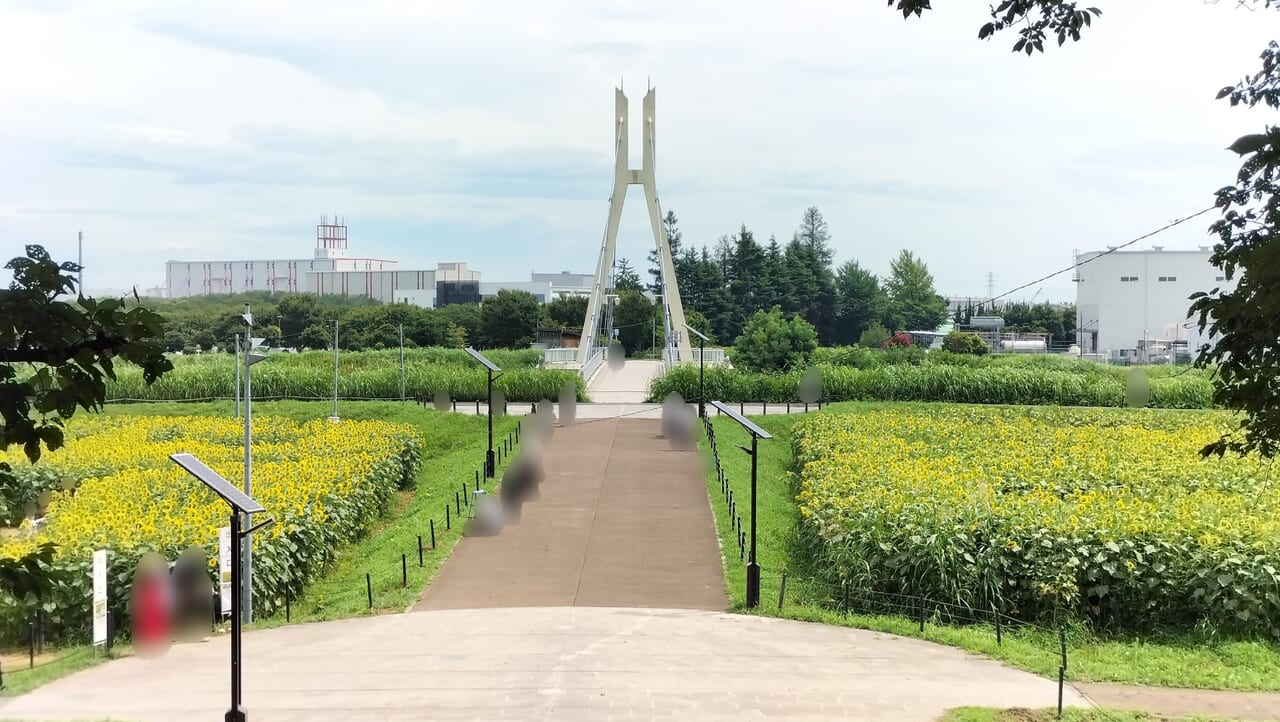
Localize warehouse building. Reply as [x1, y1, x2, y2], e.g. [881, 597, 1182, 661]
[160, 219, 589, 307]
[1074, 246, 1235, 362]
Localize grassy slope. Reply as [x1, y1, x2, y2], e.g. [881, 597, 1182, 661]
[3, 400, 518, 695]
[703, 401, 1280, 692]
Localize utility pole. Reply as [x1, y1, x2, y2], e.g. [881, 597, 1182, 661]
[329, 320, 340, 421]
[239, 304, 268, 624]
[234, 334, 242, 417]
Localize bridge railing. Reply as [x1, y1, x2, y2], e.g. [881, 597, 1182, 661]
[541, 347, 579, 368]
[581, 346, 605, 383]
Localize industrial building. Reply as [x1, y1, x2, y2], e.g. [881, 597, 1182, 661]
[1074, 245, 1235, 362]
[159, 219, 592, 307]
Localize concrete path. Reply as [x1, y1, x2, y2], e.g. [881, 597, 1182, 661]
[416, 418, 726, 611]
[0, 607, 1086, 722]
[586, 360, 666, 403]
[1077, 682, 1280, 720]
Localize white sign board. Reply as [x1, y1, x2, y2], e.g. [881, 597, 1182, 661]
[218, 526, 232, 616]
[92, 549, 107, 646]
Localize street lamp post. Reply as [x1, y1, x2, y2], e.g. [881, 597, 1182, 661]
[465, 347, 502, 478]
[711, 401, 772, 608]
[170, 453, 273, 722]
[681, 323, 709, 418]
[240, 305, 267, 623]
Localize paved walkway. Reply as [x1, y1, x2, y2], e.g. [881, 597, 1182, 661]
[1077, 682, 1280, 720]
[416, 418, 726, 611]
[0, 607, 1085, 722]
[587, 360, 666, 403]
[443, 401, 823, 419]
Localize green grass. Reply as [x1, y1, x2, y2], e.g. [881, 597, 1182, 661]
[702, 401, 1280, 692]
[939, 708, 1254, 722]
[102, 400, 520, 624]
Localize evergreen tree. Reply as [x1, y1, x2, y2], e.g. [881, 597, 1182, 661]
[728, 225, 767, 322]
[834, 261, 888, 345]
[647, 210, 683, 296]
[884, 250, 948, 332]
[783, 207, 839, 344]
[760, 235, 786, 312]
[613, 258, 643, 292]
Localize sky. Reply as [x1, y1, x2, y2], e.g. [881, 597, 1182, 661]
[0, 0, 1274, 301]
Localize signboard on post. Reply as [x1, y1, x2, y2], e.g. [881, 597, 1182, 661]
[92, 549, 107, 646]
[218, 526, 232, 616]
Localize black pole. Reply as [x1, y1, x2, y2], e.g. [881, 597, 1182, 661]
[285, 587, 291, 623]
[745, 434, 760, 608]
[418, 535, 424, 567]
[485, 369, 495, 478]
[430, 519, 436, 549]
[777, 572, 788, 610]
[366, 573, 373, 609]
[228, 511, 245, 722]
[401, 554, 408, 587]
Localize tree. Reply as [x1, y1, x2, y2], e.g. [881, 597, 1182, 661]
[683, 309, 716, 345]
[613, 258, 643, 293]
[480, 289, 542, 349]
[884, 250, 948, 332]
[647, 210, 683, 296]
[546, 295, 588, 331]
[1, 245, 172, 463]
[299, 323, 332, 350]
[783, 208, 839, 344]
[834, 261, 889, 345]
[444, 323, 469, 349]
[728, 225, 767, 322]
[732, 306, 819, 373]
[433, 302, 483, 348]
[942, 331, 990, 356]
[613, 290, 657, 355]
[859, 323, 892, 348]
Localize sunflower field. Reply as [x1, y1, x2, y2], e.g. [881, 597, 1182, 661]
[792, 407, 1280, 637]
[0, 414, 422, 643]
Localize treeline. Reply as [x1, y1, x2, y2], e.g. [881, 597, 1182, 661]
[149, 289, 592, 353]
[615, 206, 1075, 349]
[147, 205, 1076, 354]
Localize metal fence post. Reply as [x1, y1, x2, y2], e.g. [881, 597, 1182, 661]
[430, 519, 436, 549]
[778, 572, 788, 610]
[366, 573, 373, 609]
[402, 554, 408, 587]
[418, 535, 424, 566]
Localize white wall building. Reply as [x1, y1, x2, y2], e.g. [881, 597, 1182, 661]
[1074, 246, 1234, 360]
[164, 219, 397, 298]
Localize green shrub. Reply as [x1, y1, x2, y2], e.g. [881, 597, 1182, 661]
[942, 331, 990, 355]
[733, 307, 819, 372]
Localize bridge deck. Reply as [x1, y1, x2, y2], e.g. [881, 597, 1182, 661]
[414, 417, 727, 611]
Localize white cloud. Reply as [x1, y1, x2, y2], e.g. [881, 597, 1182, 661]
[0, 0, 1273, 299]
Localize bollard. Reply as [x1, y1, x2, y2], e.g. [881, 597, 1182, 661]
[418, 535, 424, 566]
[476, 470, 480, 491]
[762, 402, 767, 415]
[476, 400, 481, 413]
[918, 599, 926, 633]
[804, 402, 809, 413]
[366, 573, 373, 609]
[430, 519, 436, 549]
[452, 399, 457, 412]
[994, 605, 1002, 646]
[778, 572, 788, 611]
[740, 401, 744, 415]
[446, 504, 451, 530]
[285, 587, 292, 623]
[787, 402, 791, 413]
[402, 554, 408, 587]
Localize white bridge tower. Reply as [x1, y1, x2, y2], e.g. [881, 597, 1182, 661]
[579, 85, 693, 367]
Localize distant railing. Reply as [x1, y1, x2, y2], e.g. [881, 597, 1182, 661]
[581, 346, 604, 383]
[541, 347, 579, 367]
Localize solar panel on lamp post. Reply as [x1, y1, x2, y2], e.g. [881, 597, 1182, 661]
[681, 323, 710, 418]
[711, 401, 772, 608]
[169, 453, 272, 722]
[465, 347, 502, 478]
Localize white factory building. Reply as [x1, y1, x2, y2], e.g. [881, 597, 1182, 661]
[160, 220, 594, 306]
[1074, 245, 1235, 362]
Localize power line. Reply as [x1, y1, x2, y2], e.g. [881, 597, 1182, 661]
[979, 205, 1217, 306]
